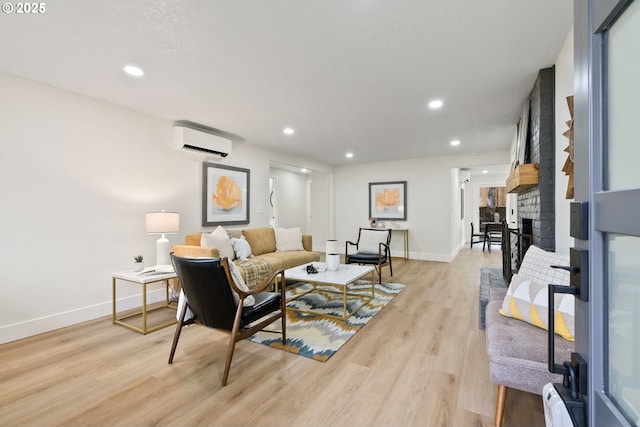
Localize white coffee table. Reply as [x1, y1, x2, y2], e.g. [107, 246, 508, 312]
[283, 263, 375, 320]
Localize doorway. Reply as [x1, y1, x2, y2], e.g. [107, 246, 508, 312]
[269, 176, 277, 227]
[269, 162, 311, 232]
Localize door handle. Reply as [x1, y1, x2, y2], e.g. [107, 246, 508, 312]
[548, 284, 579, 375]
[551, 264, 580, 274]
[550, 248, 589, 302]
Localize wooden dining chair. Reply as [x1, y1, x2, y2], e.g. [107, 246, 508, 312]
[470, 222, 486, 249]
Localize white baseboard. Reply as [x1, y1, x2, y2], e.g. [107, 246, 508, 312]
[0, 289, 169, 344]
[409, 251, 455, 263]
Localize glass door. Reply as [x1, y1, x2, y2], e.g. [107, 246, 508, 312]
[575, 0, 640, 425]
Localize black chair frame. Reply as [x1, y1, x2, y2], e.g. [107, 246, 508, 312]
[470, 222, 485, 249]
[168, 255, 286, 386]
[344, 228, 393, 284]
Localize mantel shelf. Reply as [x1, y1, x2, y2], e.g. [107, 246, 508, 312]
[506, 163, 539, 193]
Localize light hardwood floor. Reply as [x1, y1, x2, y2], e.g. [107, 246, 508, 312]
[0, 248, 546, 427]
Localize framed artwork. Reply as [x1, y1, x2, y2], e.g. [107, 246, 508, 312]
[202, 162, 250, 226]
[369, 181, 407, 220]
[516, 98, 531, 167]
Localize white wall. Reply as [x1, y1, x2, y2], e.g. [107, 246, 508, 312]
[0, 73, 332, 343]
[555, 27, 574, 254]
[334, 151, 510, 262]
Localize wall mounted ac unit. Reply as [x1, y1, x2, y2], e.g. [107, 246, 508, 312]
[172, 123, 232, 158]
[459, 170, 471, 183]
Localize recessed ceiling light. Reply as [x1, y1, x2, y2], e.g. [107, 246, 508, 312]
[450, 140, 461, 146]
[283, 127, 294, 135]
[482, 170, 489, 174]
[301, 168, 308, 173]
[428, 99, 443, 109]
[123, 65, 144, 77]
[345, 152, 354, 158]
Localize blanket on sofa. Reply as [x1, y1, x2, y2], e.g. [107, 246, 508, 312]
[234, 258, 271, 289]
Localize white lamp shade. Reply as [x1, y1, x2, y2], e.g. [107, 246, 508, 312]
[145, 212, 180, 234]
[326, 240, 339, 255]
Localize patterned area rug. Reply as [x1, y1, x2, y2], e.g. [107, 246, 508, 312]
[247, 280, 405, 362]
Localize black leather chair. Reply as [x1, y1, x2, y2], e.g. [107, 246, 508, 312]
[345, 228, 393, 283]
[169, 255, 286, 386]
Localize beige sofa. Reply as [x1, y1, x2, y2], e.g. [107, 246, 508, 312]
[172, 227, 319, 289]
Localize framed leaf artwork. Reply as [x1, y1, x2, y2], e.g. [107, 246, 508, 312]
[202, 162, 250, 226]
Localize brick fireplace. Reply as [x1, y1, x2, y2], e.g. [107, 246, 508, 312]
[515, 66, 556, 251]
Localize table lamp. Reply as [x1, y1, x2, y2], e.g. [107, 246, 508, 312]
[145, 211, 180, 269]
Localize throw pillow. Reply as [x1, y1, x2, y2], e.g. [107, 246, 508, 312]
[358, 229, 387, 254]
[499, 273, 575, 341]
[274, 227, 304, 252]
[201, 226, 235, 259]
[242, 227, 276, 256]
[228, 259, 255, 307]
[176, 289, 194, 321]
[517, 245, 570, 286]
[231, 237, 253, 261]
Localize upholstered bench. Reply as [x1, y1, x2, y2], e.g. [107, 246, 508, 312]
[484, 246, 575, 427]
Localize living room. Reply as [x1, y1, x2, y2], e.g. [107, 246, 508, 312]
[1, 2, 585, 426]
[0, 51, 576, 343]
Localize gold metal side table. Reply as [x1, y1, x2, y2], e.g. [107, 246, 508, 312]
[391, 228, 409, 259]
[112, 270, 178, 334]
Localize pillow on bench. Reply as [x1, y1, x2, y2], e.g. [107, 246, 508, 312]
[500, 273, 575, 341]
[516, 245, 569, 285]
[499, 245, 574, 341]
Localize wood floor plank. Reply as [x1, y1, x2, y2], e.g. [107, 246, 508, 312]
[289, 362, 371, 427]
[412, 370, 461, 427]
[458, 327, 495, 417]
[331, 336, 415, 426]
[370, 351, 436, 427]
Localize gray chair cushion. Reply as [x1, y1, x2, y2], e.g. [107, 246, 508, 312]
[485, 299, 574, 394]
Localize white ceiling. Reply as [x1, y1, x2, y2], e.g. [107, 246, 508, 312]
[0, 1, 573, 166]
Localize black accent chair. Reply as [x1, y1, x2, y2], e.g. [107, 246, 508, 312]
[169, 255, 286, 386]
[345, 228, 393, 283]
[470, 222, 485, 249]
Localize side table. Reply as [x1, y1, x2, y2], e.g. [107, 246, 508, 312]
[390, 228, 409, 259]
[112, 270, 178, 334]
